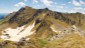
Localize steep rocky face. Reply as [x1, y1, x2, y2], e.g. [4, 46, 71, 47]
[8, 6, 37, 26]
[62, 13, 85, 25]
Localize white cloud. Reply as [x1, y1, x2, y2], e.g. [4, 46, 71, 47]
[67, 7, 85, 14]
[54, 2, 57, 4]
[72, 0, 82, 6]
[68, 1, 71, 4]
[80, 0, 85, 4]
[56, 5, 64, 9]
[70, 0, 85, 6]
[69, 9, 77, 13]
[59, 6, 64, 9]
[24, 0, 28, 2]
[73, 7, 83, 10]
[14, 2, 26, 7]
[61, 4, 66, 6]
[0, 9, 18, 13]
[41, 0, 53, 6]
[37, 5, 40, 6]
[33, 0, 38, 3]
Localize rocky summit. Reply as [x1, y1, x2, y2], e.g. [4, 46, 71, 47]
[0, 6, 85, 48]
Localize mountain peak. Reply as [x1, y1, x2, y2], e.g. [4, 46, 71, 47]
[18, 6, 34, 12]
[1, 6, 85, 48]
[4, 6, 85, 29]
[44, 8, 49, 10]
[24, 6, 33, 9]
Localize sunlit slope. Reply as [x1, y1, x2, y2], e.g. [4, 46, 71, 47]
[0, 6, 85, 48]
[45, 33, 85, 48]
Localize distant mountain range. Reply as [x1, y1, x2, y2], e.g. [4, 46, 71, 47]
[0, 14, 7, 19]
[0, 6, 85, 48]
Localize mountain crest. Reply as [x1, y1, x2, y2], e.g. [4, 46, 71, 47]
[3, 6, 85, 30]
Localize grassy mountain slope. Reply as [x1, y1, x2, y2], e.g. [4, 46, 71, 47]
[0, 6, 85, 48]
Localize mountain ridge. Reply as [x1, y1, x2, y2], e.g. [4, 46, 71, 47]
[4, 6, 85, 29]
[0, 6, 85, 48]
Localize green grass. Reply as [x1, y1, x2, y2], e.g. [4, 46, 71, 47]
[34, 39, 48, 48]
[45, 33, 85, 48]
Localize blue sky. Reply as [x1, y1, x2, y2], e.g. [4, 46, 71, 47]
[0, 0, 85, 14]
